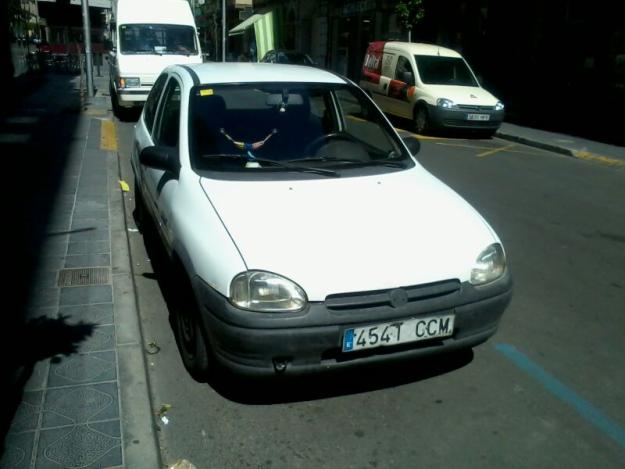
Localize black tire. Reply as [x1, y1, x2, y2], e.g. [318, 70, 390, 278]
[414, 104, 430, 135]
[171, 270, 213, 382]
[480, 129, 496, 139]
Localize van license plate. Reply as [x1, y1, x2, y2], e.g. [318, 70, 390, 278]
[342, 315, 455, 352]
[467, 114, 490, 121]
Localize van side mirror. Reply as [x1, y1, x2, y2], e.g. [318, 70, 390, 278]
[401, 71, 414, 86]
[140, 146, 180, 174]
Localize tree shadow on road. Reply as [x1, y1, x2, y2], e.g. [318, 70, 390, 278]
[209, 349, 474, 405]
[1, 315, 95, 454]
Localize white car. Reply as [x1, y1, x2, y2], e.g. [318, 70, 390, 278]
[132, 63, 512, 379]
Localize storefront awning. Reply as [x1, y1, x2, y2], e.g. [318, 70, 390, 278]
[229, 13, 263, 36]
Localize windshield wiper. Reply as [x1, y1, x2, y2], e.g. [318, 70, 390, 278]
[290, 156, 406, 168]
[200, 154, 339, 177]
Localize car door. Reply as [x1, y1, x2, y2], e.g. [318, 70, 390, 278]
[389, 55, 416, 119]
[133, 73, 168, 181]
[370, 51, 398, 116]
[142, 75, 183, 250]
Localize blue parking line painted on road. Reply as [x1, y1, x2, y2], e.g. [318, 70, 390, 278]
[495, 343, 625, 451]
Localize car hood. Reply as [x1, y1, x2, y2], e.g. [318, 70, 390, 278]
[425, 85, 499, 106]
[117, 53, 201, 84]
[200, 168, 499, 300]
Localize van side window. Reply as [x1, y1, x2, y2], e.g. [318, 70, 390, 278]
[395, 56, 415, 86]
[143, 74, 168, 134]
[155, 79, 181, 148]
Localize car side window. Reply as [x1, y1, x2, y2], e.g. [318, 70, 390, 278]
[155, 78, 181, 148]
[395, 56, 415, 85]
[143, 74, 168, 134]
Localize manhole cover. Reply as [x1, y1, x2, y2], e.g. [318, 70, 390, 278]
[58, 267, 110, 287]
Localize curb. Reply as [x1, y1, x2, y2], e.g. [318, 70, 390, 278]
[496, 130, 625, 170]
[495, 131, 575, 158]
[108, 126, 162, 468]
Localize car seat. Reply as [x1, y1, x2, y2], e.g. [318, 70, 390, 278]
[193, 94, 230, 155]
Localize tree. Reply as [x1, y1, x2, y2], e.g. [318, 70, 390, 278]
[395, 0, 424, 43]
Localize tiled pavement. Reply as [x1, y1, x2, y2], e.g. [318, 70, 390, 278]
[1, 74, 159, 469]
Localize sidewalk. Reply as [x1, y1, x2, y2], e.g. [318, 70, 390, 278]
[496, 122, 625, 168]
[1, 72, 159, 469]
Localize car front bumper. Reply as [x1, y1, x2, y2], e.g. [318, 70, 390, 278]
[117, 88, 151, 106]
[427, 104, 504, 130]
[192, 272, 513, 376]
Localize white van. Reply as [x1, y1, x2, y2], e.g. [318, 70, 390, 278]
[108, 0, 202, 116]
[360, 41, 504, 136]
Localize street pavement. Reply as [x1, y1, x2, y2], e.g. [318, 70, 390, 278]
[2, 73, 159, 469]
[0, 67, 625, 469]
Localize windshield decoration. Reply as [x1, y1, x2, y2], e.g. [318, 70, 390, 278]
[220, 128, 278, 158]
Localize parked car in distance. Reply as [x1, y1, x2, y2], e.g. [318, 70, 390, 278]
[132, 62, 512, 380]
[360, 41, 504, 136]
[260, 49, 316, 66]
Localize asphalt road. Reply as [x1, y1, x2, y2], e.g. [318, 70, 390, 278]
[116, 118, 625, 469]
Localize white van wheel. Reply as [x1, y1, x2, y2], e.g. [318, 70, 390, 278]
[415, 105, 429, 135]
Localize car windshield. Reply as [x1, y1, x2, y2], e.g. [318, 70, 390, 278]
[415, 55, 478, 86]
[189, 82, 411, 174]
[119, 24, 197, 55]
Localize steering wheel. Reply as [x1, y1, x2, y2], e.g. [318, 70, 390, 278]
[303, 132, 359, 155]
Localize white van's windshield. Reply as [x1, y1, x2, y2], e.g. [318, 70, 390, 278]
[119, 24, 197, 55]
[415, 55, 478, 87]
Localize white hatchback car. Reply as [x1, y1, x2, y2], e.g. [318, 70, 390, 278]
[132, 63, 512, 379]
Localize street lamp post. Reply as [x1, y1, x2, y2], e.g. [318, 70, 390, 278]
[221, 0, 225, 62]
[81, 0, 94, 98]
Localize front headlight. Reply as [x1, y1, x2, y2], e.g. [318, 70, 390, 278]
[120, 77, 140, 88]
[230, 271, 307, 312]
[494, 101, 505, 111]
[437, 98, 455, 109]
[470, 243, 506, 285]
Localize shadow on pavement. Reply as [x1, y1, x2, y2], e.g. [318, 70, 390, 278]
[210, 349, 474, 405]
[1, 73, 90, 453]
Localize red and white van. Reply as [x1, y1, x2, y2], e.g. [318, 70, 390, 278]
[360, 41, 504, 136]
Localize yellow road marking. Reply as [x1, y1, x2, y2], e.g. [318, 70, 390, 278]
[100, 119, 118, 151]
[84, 108, 107, 117]
[574, 150, 625, 169]
[477, 143, 516, 158]
[435, 141, 550, 157]
[119, 180, 130, 192]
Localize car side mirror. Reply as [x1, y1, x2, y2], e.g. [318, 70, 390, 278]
[139, 146, 180, 174]
[402, 136, 421, 156]
[401, 71, 414, 85]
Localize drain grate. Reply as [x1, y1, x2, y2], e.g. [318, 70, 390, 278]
[58, 267, 110, 287]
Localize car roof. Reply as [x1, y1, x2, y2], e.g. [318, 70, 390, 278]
[177, 63, 345, 85]
[384, 42, 462, 58]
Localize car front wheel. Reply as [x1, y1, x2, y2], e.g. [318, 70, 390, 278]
[171, 272, 213, 382]
[414, 105, 430, 135]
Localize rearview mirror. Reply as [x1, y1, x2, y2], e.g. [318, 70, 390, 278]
[139, 146, 180, 174]
[401, 71, 414, 85]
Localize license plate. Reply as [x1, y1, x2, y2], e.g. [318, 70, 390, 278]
[342, 315, 455, 352]
[467, 113, 490, 121]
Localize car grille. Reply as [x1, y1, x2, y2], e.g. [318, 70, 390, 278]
[325, 279, 461, 311]
[457, 105, 495, 111]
